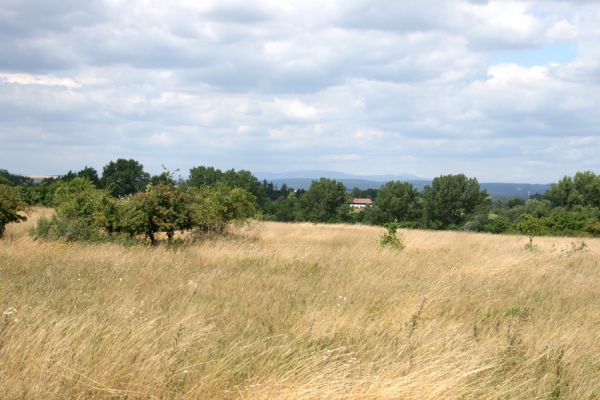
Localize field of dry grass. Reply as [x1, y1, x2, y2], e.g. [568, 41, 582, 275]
[1, 209, 600, 399]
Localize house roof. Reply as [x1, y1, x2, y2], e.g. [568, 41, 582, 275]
[351, 198, 374, 205]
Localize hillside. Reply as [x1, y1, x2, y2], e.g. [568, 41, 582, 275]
[1, 211, 600, 398]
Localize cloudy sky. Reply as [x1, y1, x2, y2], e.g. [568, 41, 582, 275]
[1, 0, 600, 182]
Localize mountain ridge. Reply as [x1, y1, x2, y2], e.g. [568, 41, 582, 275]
[254, 171, 552, 199]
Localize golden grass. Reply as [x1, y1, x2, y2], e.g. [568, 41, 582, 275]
[1, 209, 600, 399]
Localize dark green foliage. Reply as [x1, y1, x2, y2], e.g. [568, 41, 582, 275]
[188, 166, 223, 187]
[189, 166, 266, 207]
[369, 181, 420, 225]
[351, 187, 378, 200]
[32, 215, 103, 242]
[0, 184, 28, 238]
[23, 177, 60, 206]
[300, 178, 349, 223]
[263, 180, 294, 201]
[263, 193, 300, 222]
[545, 171, 600, 209]
[462, 213, 510, 234]
[422, 174, 489, 229]
[0, 169, 33, 186]
[101, 159, 150, 197]
[76, 166, 101, 187]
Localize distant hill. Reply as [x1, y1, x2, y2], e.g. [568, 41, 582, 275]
[255, 171, 551, 199]
[256, 170, 422, 182]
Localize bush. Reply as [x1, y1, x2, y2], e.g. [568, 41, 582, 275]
[32, 215, 103, 242]
[380, 221, 405, 251]
[585, 219, 600, 237]
[188, 185, 256, 234]
[31, 178, 107, 242]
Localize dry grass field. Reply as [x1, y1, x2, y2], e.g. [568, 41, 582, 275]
[1, 209, 600, 399]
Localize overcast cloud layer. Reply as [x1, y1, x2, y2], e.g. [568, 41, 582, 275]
[1, 0, 600, 182]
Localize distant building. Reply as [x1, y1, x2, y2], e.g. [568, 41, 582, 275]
[350, 198, 374, 209]
[28, 175, 60, 184]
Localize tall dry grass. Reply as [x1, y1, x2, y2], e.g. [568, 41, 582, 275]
[1, 209, 600, 399]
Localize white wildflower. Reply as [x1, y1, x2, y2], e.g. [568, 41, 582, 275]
[3, 307, 17, 316]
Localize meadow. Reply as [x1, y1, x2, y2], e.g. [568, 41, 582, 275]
[1, 209, 600, 399]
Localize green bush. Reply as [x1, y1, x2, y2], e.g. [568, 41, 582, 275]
[32, 215, 103, 242]
[31, 178, 107, 242]
[380, 221, 405, 251]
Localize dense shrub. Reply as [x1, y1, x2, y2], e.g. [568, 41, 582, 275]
[32, 178, 107, 242]
[31, 174, 257, 245]
[188, 185, 256, 234]
[32, 215, 103, 242]
[0, 184, 28, 238]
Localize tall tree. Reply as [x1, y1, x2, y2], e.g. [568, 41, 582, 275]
[545, 171, 600, 209]
[422, 174, 489, 229]
[224, 169, 266, 207]
[371, 181, 420, 224]
[101, 159, 150, 197]
[188, 166, 223, 187]
[77, 166, 101, 187]
[300, 178, 349, 223]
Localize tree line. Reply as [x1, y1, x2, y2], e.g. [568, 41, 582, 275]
[2, 160, 600, 241]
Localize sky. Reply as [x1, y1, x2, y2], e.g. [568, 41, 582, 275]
[1, 0, 600, 183]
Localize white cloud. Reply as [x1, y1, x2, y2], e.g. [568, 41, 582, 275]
[0, 73, 80, 88]
[146, 132, 175, 145]
[1, 0, 600, 182]
[324, 154, 360, 161]
[273, 98, 319, 120]
[547, 19, 578, 41]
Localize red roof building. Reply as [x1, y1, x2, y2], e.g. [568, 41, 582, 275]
[350, 198, 374, 208]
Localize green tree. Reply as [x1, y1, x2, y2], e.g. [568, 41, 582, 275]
[77, 166, 100, 187]
[422, 174, 489, 229]
[120, 177, 191, 244]
[101, 159, 150, 197]
[0, 184, 28, 238]
[264, 193, 299, 222]
[222, 169, 266, 207]
[371, 181, 420, 225]
[545, 171, 600, 209]
[517, 214, 547, 248]
[572, 171, 600, 208]
[300, 178, 349, 223]
[544, 176, 573, 208]
[188, 166, 223, 188]
[189, 166, 266, 208]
